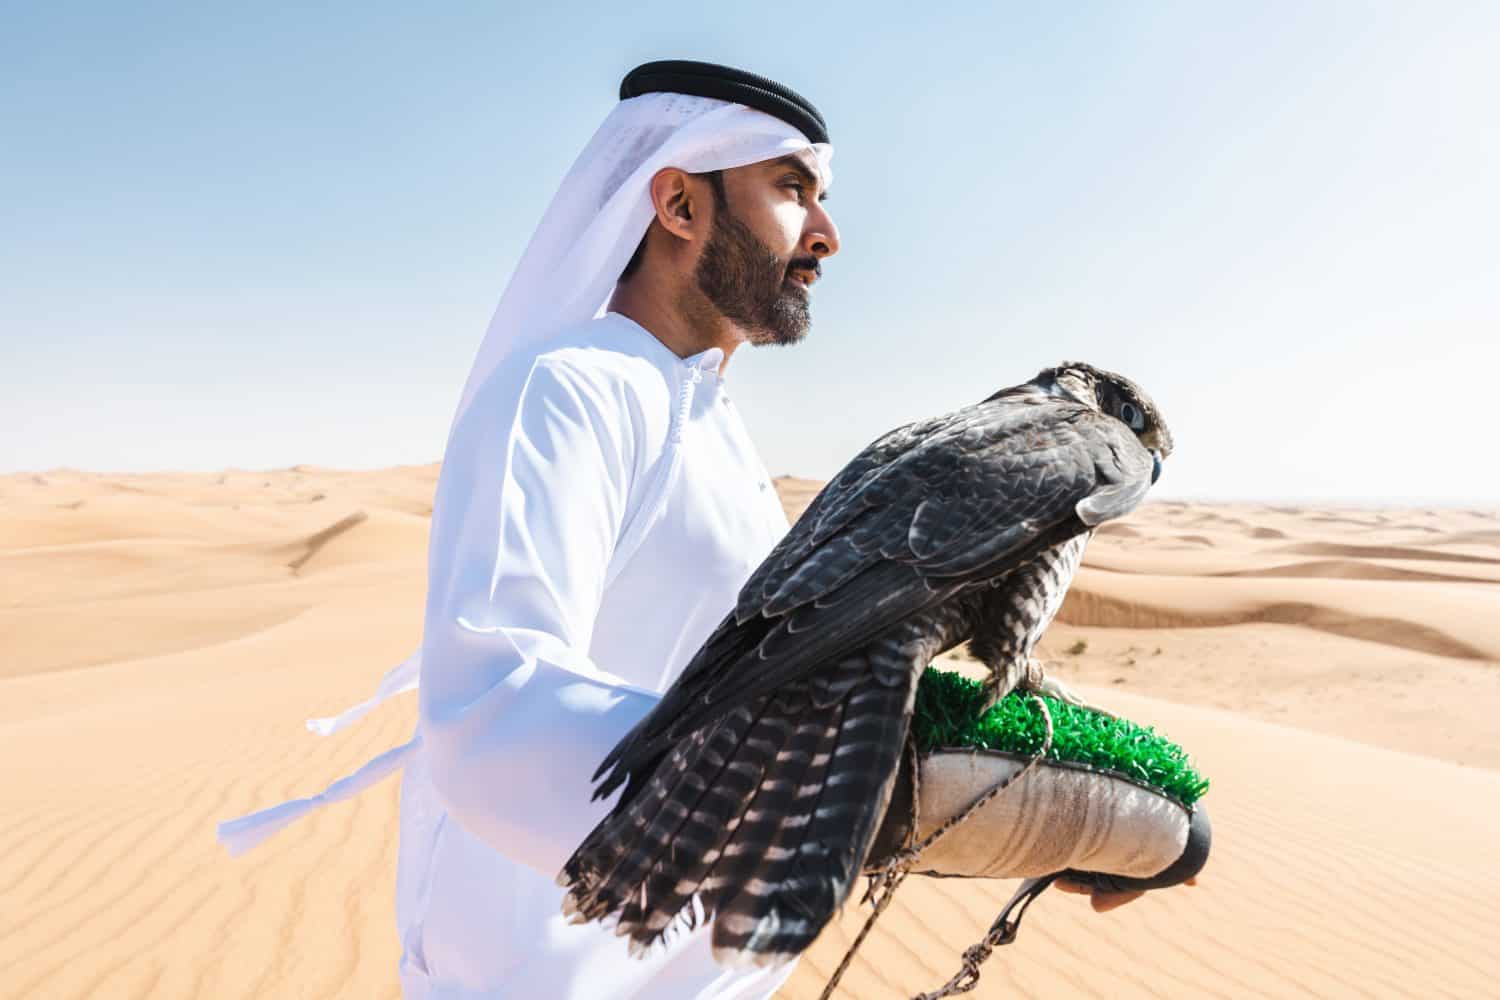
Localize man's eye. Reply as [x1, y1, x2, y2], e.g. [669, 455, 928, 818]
[784, 182, 806, 202]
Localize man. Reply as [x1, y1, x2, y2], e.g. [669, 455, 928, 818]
[397, 61, 839, 999]
[223, 61, 835, 998]
[219, 60, 1147, 999]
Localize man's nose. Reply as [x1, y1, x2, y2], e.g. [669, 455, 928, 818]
[803, 203, 841, 260]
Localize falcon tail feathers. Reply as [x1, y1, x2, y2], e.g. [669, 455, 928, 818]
[558, 672, 914, 966]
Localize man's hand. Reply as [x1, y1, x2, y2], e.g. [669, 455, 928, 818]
[1055, 875, 1198, 913]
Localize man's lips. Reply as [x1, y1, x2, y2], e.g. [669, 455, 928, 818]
[787, 263, 821, 288]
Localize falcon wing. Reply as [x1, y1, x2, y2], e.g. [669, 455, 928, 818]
[595, 391, 1154, 789]
[564, 388, 1158, 964]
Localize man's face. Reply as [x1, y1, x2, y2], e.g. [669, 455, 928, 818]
[693, 151, 840, 346]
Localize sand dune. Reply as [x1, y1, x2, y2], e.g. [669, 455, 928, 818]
[1214, 558, 1499, 584]
[2, 467, 1496, 998]
[1427, 529, 1500, 549]
[1077, 551, 1500, 585]
[1058, 570, 1499, 662]
[1275, 540, 1500, 565]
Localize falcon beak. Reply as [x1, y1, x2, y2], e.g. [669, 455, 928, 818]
[1150, 450, 1164, 485]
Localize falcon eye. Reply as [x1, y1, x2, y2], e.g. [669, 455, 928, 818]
[1119, 401, 1145, 431]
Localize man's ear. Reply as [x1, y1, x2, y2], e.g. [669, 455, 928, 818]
[649, 167, 705, 242]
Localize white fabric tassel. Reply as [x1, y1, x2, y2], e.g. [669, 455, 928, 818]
[217, 734, 421, 856]
[305, 650, 421, 736]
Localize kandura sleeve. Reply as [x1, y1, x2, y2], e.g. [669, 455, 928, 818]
[419, 358, 661, 878]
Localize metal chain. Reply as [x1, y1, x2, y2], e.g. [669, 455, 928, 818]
[818, 694, 1056, 1000]
[910, 873, 1058, 999]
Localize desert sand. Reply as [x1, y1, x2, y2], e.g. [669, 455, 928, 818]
[3, 466, 1498, 998]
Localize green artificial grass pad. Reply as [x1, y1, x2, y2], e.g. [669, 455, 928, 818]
[910, 667, 1210, 807]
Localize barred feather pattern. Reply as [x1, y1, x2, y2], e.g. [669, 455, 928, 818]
[560, 530, 1104, 965]
[560, 369, 1169, 967]
[559, 618, 948, 965]
[970, 533, 1091, 692]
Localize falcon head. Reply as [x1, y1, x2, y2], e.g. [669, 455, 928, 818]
[1037, 361, 1174, 482]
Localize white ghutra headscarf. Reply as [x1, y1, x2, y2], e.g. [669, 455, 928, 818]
[218, 91, 833, 855]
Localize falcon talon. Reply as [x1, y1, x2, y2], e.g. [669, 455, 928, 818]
[1030, 672, 1120, 720]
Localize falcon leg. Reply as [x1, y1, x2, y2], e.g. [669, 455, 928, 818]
[976, 658, 1025, 713]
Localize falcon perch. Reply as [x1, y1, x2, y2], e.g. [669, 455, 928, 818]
[558, 361, 1174, 967]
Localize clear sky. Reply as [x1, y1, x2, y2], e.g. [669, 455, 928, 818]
[4, 1, 1496, 501]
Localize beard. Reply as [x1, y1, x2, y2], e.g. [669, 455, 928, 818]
[693, 204, 817, 346]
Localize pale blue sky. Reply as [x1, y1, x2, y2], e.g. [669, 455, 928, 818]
[3, 2, 1496, 500]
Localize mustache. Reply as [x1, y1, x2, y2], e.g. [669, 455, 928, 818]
[784, 257, 822, 280]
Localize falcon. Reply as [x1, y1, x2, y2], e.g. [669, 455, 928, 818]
[558, 361, 1173, 967]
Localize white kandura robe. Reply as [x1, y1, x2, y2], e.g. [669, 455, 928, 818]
[395, 311, 798, 998]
